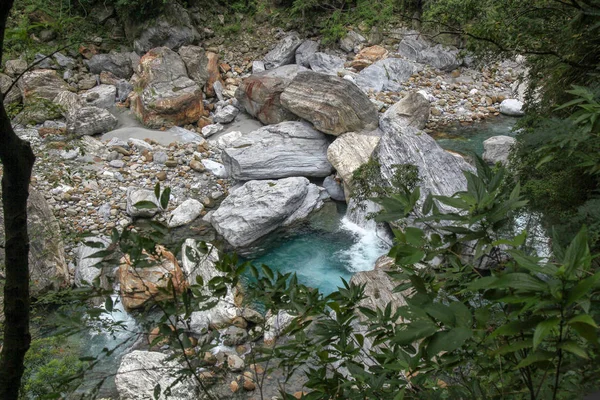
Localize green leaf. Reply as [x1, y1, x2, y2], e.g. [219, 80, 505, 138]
[154, 182, 160, 200]
[489, 317, 543, 340]
[489, 273, 548, 292]
[492, 339, 533, 356]
[568, 314, 598, 328]
[422, 193, 433, 215]
[562, 226, 591, 276]
[467, 276, 498, 290]
[426, 327, 472, 358]
[533, 318, 560, 350]
[160, 187, 171, 209]
[404, 227, 425, 247]
[393, 320, 438, 346]
[134, 200, 158, 210]
[424, 303, 455, 327]
[559, 341, 588, 359]
[154, 383, 161, 400]
[493, 231, 527, 247]
[449, 301, 472, 328]
[515, 350, 554, 369]
[261, 264, 274, 281]
[571, 322, 599, 345]
[105, 296, 113, 313]
[566, 272, 600, 305]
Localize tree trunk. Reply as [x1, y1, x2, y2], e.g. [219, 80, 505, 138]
[0, 1, 37, 399]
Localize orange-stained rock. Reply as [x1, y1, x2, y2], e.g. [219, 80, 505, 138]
[347, 45, 389, 70]
[205, 52, 224, 98]
[130, 47, 204, 128]
[119, 245, 188, 309]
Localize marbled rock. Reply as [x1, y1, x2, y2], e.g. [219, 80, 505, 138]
[168, 199, 204, 228]
[398, 31, 461, 71]
[323, 175, 346, 201]
[213, 130, 243, 149]
[55, 91, 85, 117]
[221, 121, 333, 180]
[222, 326, 248, 346]
[483, 135, 517, 165]
[308, 52, 345, 75]
[263, 33, 303, 70]
[264, 310, 295, 346]
[115, 351, 198, 400]
[202, 159, 228, 178]
[295, 40, 319, 67]
[201, 123, 224, 138]
[116, 79, 133, 102]
[74, 236, 112, 288]
[0, 189, 69, 295]
[210, 177, 325, 248]
[18, 69, 68, 103]
[383, 91, 430, 130]
[86, 52, 133, 79]
[181, 239, 221, 287]
[178, 45, 209, 88]
[80, 84, 117, 109]
[355, 58, 423, 93]
[4, 59, 27, 77]
[499, 99, 525, 116]
[67, 106, 118, 136]
[213, 104, 239, 124]
[340, 30, 366, 53]
[0, 73, 21, 106]
[130, 47, 204, 128]
[327, 131, 380, 187]
[204, 52, 224, 98]
[280, 71, 379, 136]
[119, 246, 187, 309]
[235, 65, 306, 125]
[126, 187, 160, 218]
[348, 45, 389, 70]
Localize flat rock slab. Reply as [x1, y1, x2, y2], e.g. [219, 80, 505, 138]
[280, 71, 379, 136]
[221, 121, 333, 180]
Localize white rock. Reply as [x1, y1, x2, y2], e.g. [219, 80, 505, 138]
[499, 99, 525, 116]
[201, 123, 224, 138]
[201, 159, 228, 178]
[483, 135, 517, 165]
[167, 199, 204, 228]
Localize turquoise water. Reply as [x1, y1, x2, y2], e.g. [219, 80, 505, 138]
[246, 203, 390, 295]
[432, 115, 518, 156]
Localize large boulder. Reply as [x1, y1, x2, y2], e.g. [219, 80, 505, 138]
[181, 239, 221, 287]
[348, 45, 389, 70]
[234, 65, 306, 125]
[66, 106, 118, 136]
[483, 135, 517, 165]
[383, 91, 430, 130]
[18, 69, 68, 104]
[54, 90, 85, 117]
[221, 121, 333, 180]
[0, 73, 21, 106]
[86, 52, 134, 79]
[263, 33, 303, 70]
[0, 189, 69, 296]
[74, 236, 113, 288]
[118, 246, 187, 309]
[280, 71, 379, 136]
[130, 47, 204, 128]
[499, 99, 525, 116]
[340, 30, 366, 53]
[126, 187, 160, 218]
[210, 177, 327, 248]
[326, 131, 381, 187]
[167, 199, 204, 228]
[398, 31, 461, 71]
[355, 58, 423, 93]
[79, 84, 117, 109]
[178, 45, 209, 88]
[308, 52, 345, 75]
[295, 40, 319, 67]
[115, 351, 198, 400]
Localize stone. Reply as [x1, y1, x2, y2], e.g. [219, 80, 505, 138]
[355, 58, 423, 93]
[348, 45, 389, 70]
[115, 351, 197, 400]
[280, 71, 379, 136]
[210, 177, 325, 248]
[227, 354, 245, 371]
[264, 310, 295, 346]
[263, 33, 303, 70]
[204, 52, 223, 98]
[0, 73, 21, 106]
[235, 65, 307, 125]
[109, 159, 125, 168]
[167, 199, 204, 228]
[167, 126, 205, 143]
[18, 69, 69, 104]
[0, 189, 69, 296]
[202, 159, 228, 178]
[66, 106, 118, 136]
[383, 91, 430, 130]
[483, 135, 517, 165]
[340, 30, 366, 53]
[201, 123, 223, 138]
[308, 52, 345, 75]
[327, 131, 380, 187]
[222, 326, 249, 346]
[126, 187, 160, 218]
[213, 130, 243, 150]
[74, 236, 112, 288]
[130, 47, 204, 128]
[213, 104, 239, 124]
[221, 121, 333, 180]
[499, 99, 525, 116]
[178, 45, 209, 87]
[53, 52, 76, 69]
[116, 79, 133, 102]
[180, 239, 222, 287]
[80, 84, 117, 109]
[398, 31, 461, 71]
[350, 267, 408, 316]
[119, 246, 187, 309]
[78, 75, 98, 90]
[4, 59, 27, 77]
[323, 175, 345, 201]
[54, 91, 85, 117]
[252, 61, 265, 73]
[86, 52, 134, 79]
[295, 40, 319, 67]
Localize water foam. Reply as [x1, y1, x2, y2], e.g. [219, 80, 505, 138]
[336, 217, 391, 272]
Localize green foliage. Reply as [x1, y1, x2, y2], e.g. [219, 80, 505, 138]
[20, 336, 85, 399]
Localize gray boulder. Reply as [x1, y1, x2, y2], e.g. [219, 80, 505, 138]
[178, 45, 209, 87]
[295, 40, 319, 67]
[85, 52, 134, 79]
[263, 33, 303, 69]
[167, 199, 204, 228]
[115, 351, 198, 400]
[0, 189, 69, 296]
[483, 135, 517, 165]
[202, 159, 228, 178]
[213, 104, 239, 124]
[235, 65, 306, 125]
[54, 91, 85, 117]
[221, 121, 333, 180]
[383, 91, 430, 130]
[340, 30, 366, 53]
[74, 236, 112, 288]
[80, 84, 117, 109]
[0, 73, 21, 106]
[355, 58, 423, 93]
[308, 52, 345, 75]
[18, 69, 69, 104]
[53, 52, 76, 69]
[116, 79, 133, 102]
[67, 106, 118, 136]
[398, 31, 461, 71]
[323, 175, 346, 201]
[210, 177, 326, 248]
[499, 99, 525, 116]
[4, 59, 27, 77]
[280, 71, 379, 136]
[126, 188, 160, 218]
[181, 239, 221, 287]
[327, 131, 381, 187]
